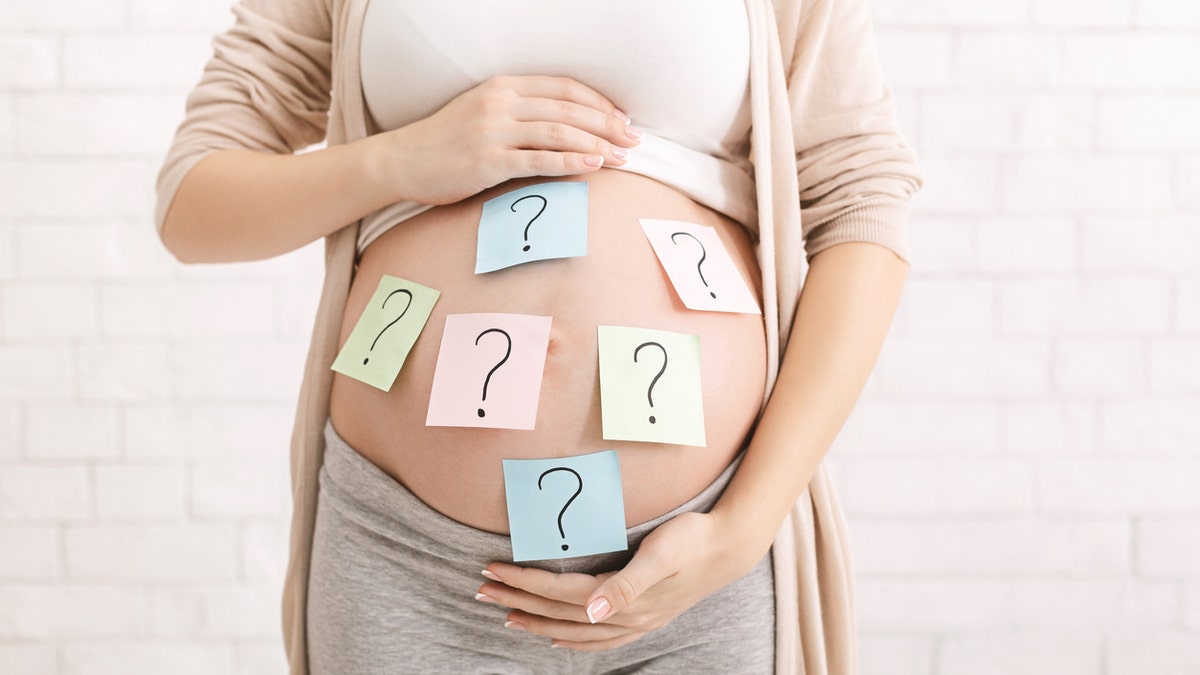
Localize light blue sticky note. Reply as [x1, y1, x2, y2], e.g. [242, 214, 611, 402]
[476, 181, 588, 274]
[502, 451, 627, 562]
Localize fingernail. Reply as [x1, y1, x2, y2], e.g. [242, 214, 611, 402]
[474, 593, 496, 604]
[585, 597, 611, 624]
[614, 109, 631, 124]
[583, 155, 604, 168]
[551, 642, 563, 649]
[626, 126, 642, 140]
[504, 620, 527, 631]
[612, 147, 628, 161]
[481, 569, 501, 582]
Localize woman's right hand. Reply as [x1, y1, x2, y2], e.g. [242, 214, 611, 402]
[373, 75, 642, 206]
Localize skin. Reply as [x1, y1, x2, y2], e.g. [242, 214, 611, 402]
[161, 76, 641, 262]
[328, 167, 768, 534]
[159, 74, 908, 654]
[477, 241, 908, 650]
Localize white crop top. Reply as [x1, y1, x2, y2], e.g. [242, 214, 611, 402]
[357, 1, 756, 255]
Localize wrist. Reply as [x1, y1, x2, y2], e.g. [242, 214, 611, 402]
[708, 505, 776, 580]
[354, 129, 413, 206]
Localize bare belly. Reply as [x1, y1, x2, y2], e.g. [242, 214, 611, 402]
[328, 168, 767, 534]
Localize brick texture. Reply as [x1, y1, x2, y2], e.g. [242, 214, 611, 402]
[0, 1, 1196, 674]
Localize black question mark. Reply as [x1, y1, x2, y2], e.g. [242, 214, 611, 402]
[670, 231, 716, 299]
[511, 194, 547, 252]
[363, 289, 413, 365]
[633, 341, 668, 424]
[474, 328, 512, 418]
[538, 467, 583, 551]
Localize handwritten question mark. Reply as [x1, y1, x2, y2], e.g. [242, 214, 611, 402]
[474, 328, 512, 418]
[538, 467, 583, 551]
[511, 194, 547, 252]
[670, 231, 716, 299]
[363, 289, 413, 365]
[633, 341, 668, 424]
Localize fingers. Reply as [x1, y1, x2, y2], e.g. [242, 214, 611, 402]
[500, 75, 629, 126]
[550, 635, 645, 652]
[477, 581, 589, 623]
[512, 98, 641, 149]
[478, 76, 642, 174]
[505, 150, 603, 178]
[500, 105, 637, 172]
[482, 563, 596, 604]
[502, 608, 632, 644]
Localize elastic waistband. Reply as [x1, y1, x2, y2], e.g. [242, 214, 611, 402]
[319, 417, 742, 574]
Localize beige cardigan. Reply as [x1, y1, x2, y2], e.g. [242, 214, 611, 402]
[155, 0, 923, 672]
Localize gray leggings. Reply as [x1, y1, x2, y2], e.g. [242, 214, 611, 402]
[307, 418, 775, 674]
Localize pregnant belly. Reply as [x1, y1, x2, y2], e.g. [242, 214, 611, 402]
[328, 168, 767, 534]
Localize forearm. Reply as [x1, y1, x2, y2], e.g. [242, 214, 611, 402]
[712, 241, 908, 569]
[159, 134, 399, 264]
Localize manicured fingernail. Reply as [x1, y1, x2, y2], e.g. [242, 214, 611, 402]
[612, 147, 628, 161]
[474, 593, 496, 604]
[551, 642, 563, 649]
[583, 155, 604, 168]
[614, 109, 631, 124]
[585, 597, 611, 624]
[626, 125, 642, 140]
[504, 620, 526, 631]
[481, 569, 501, 582]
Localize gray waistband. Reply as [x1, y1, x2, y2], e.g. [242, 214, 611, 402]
[319, 417, 743, 574]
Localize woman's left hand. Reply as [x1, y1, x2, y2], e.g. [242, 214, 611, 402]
[475, 510, 762, 651]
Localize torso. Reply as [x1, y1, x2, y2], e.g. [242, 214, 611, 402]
[329, 168, 767, 533]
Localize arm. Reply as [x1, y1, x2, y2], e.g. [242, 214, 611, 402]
[161, 139, 398, 263]
[710, 241, 907, 572]
[154, 0, 337, 263]
[476, 0, 922, 649]
[156, 1, 637, 264]
[481, 241, 906, 649]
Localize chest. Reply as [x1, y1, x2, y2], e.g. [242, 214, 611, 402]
[358, 1, 752, 148]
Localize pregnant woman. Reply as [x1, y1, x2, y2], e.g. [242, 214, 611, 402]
[154, 1, 922, 673]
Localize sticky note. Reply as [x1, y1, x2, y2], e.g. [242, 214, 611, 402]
[476, 181, 588, 273]
[640, 218, 761, 314]
[330, 275, 440, 392]
[425, 313, 553, 430]
[503, 451, 627, 562]
[597, 325, 706, 447]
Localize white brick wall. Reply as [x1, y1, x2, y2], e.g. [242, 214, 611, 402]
[0, 1, 1196, 674]
[848, 0, 1200, 671]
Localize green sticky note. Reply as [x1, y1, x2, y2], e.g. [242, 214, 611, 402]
[331, 275, 440, 392]
[597, 325, 706, 447]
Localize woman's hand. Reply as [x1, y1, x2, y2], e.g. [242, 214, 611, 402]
[377, 75, 642, 206]
[475, 511, 766, 651]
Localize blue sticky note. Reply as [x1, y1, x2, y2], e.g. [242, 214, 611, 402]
[502, 451, 627, 562]
[476, 181, 588, 273]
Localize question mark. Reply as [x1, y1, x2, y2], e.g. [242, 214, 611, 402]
[511, 194, 547, 252]
[363, 289, 413, 365]
[633, 341, 668, 424]
[538, 467, 583, 551]
[670, 231, 716, 299]
[474, 328, 512, 418]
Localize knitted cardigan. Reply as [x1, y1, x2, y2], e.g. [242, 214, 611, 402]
[154, 0, 923, 672]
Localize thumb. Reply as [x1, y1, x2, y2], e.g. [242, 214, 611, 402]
[583, 546, 676, 624]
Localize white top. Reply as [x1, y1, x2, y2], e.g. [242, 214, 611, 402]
[356, 1, 756, 254]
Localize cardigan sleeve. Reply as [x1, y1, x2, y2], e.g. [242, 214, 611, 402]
[153, 0, 334, 237]
[780, 0, 923, 263]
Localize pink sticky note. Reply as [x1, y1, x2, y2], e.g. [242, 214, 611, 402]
[640, 219, 761, 314]
[426, 313, 553, 430]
